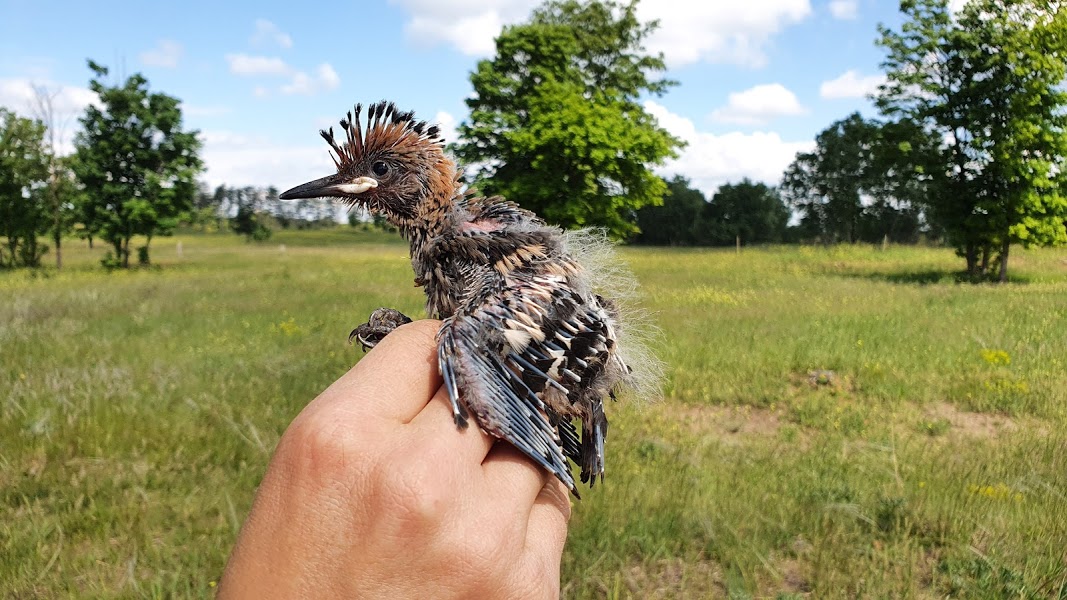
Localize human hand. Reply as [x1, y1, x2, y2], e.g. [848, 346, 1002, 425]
[218, 319, 571, 599]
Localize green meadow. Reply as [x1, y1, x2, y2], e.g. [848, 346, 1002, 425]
[2, 231, 1066, 598]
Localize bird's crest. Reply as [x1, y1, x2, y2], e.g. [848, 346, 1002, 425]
[318, 101, 444, 172]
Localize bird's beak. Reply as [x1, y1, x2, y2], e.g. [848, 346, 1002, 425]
[279, 176, 378, 200]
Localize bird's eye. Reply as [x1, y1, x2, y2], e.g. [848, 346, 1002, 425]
[372, 161, 389, 177]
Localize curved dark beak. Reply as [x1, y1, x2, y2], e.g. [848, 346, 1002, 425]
[279, 176, 378, 200]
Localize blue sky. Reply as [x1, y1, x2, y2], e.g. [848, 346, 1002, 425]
[0, 0, 928, 198]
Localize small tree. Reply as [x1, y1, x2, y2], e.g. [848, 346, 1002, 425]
[0, 108, 50, 268]
[31, 84, 79, 269]
[454, 0, 683, 238]
[72, 60, 203, 267]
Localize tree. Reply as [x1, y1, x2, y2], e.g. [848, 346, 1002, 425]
[31, 84, 79, 269]
[877, 0, 1067, 280]
[782, 114, 878, 244]
[229, 185, 273, 241]
[231, 204, 272, 241]
[72, 60, 203, 268]
[702, 179, 790, 246]
[0, 108, 49, 268]
[632, 176, 705, 245]
[781, 112, 937, 244]
[454, 0, 683, 239]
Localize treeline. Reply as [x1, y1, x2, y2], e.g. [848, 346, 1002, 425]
[632, 170, 929, 248]
[633, 178, 789, 246]
[186, 184, 342, 241]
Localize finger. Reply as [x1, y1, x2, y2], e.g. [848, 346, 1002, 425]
[409, 385, 496, 460]
[523, 478, 571, 560]
[480, 442, 554, 514]
[311, 319, 442, 423]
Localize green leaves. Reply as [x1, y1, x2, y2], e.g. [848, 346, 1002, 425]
[72, 60, 203, 268]
[782, 113, 935, 244]
[453, 0, 682, 239]
[0, 108, 50, 267]
[877, 0, 1067, 280]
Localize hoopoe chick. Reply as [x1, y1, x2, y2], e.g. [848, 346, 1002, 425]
[280, 101, 658, 496]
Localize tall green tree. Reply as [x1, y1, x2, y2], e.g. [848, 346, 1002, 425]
[782, 114, 879, 244]
[0, 107, 49, 268]
[782, 112, 937, 244]
[702, 179, 790, 246]
[877, 0, 1067, 280]
[454, 0, 683, 239]
[72, 60, 203, 267]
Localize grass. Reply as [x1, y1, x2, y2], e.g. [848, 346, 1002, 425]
[2, 231, 1066, 598]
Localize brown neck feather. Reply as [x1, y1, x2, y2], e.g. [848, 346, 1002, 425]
[403, 156, 462, 256]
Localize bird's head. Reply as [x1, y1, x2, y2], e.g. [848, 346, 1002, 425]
[279, 101, 450, 231]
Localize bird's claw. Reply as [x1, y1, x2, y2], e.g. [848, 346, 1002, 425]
[349, 307, 413, 352]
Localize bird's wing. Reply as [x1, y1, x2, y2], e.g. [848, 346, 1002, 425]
[437, 269, 615, 495]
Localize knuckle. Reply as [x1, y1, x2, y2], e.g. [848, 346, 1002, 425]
[277, 410, 369, 483]
[378, 453, 454, 531]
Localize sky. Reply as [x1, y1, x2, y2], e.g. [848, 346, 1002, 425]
[0, 0, 941, 200]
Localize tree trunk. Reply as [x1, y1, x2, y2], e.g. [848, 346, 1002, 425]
[980, 245, 991, 276]
[998, 239, 1009, 283]
[26, 236, 38, 267]
[51, 181, 61, 269]
[965, 243, 978, 277]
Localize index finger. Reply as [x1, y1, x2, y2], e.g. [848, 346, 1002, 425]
[309, 319, 443, 423]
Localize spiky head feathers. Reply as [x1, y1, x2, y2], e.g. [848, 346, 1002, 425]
[279, 101, 450, 229]
[319, 101, 443, 172]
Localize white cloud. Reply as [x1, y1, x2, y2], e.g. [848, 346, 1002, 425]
[820, 69, 886, 99]
[390, 0, 811, 68]
[226, 54, 292, 76]
[431, 110, 459, 144]
[0, 78, 98, 154]
[199, 130, 335, 188]
[140, 39, 183, 68]
[828, 0, 858, 20]
[391, 0, 539, 56]
[0, 79, 97, 116]
[638, 1, 812, 68]
[251, 19, 293, 49]
[225, 55, 339, 96]
[710, 83, 806, 125]
[280, 63, 341, 95]
[646, 100, 813, 197]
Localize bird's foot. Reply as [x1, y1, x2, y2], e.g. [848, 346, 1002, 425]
[349, 307, 413, 351]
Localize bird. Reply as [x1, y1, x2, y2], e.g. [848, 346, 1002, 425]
[280, 101, 659, 496]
